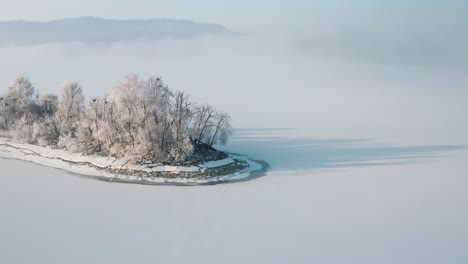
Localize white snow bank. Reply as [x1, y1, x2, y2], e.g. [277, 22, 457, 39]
[0, 137, 266, 185]
[200, 157, 235, 168]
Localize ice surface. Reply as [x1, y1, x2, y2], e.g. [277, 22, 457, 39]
[1, 129, 468, 264]
[200, 157, 235, 168]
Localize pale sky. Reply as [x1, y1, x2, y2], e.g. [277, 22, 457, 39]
[0, 0, 467, 30]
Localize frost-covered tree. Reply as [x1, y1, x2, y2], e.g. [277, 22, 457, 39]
[2, 77, 40, 143]
[1, 74, 233, 164]
[141, 75, 173, 156]
[172, 91, 193, 142]
[169, 91, 194, 161]
[0, 77, 36, 130]
[32, 94, 60, 146]
[110, 74, 148, 158]
[8, 76, 35, 105]
[0, 96, 8, 130]
[77, 97, 103, 153]
[55, 82, 85, 139]
[13, 112, 35, 143]
[39, 94, 59, 116]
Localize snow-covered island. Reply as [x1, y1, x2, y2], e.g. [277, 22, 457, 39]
[0, 75, 268, 185]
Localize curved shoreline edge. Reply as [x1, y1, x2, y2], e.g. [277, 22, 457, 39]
[0, 137, 269, 186]
[82, 158, 270, 186]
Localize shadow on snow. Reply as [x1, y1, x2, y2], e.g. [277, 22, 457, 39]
[216, 129, 468, 174]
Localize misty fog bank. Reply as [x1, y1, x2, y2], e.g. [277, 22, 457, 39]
[0, 21, 466, 145]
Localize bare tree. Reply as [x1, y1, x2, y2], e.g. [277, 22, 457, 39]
[192, 104, 216, 144]
[209, 111, 232, 147]
[172, 92, 192, 139]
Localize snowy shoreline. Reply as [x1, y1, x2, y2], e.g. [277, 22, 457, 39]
[0, 137, 269, 185]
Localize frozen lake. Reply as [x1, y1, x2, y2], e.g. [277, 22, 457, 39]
[0, 15, 467, 262]
[1, 129, 468, 264]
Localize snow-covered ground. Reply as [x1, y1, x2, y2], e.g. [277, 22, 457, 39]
[0, 137, 264, 185]
[1, 129, 468, 264]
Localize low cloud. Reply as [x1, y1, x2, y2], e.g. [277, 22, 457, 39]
[0, 19, 466, 143]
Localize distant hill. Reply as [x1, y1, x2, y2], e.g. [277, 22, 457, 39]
[0, 17, 236, 46]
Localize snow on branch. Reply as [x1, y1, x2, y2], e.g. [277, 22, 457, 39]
[0, 74, 232, 164]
